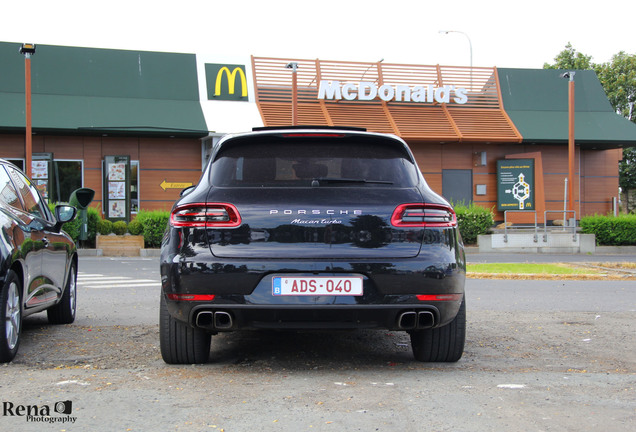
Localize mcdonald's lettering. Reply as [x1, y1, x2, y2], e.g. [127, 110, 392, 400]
[205, 64, 249, 101]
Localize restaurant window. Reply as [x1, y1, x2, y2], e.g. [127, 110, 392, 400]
[131, 160, 139, 213]
[50, 160, 83, 203]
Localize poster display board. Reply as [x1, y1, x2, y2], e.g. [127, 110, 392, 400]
[103, 155, 130, 222]
[32, 153, 54, 202]
[497, 159, 535, 211]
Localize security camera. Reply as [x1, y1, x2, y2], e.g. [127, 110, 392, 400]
[19, 43, 36, 55]
[286, 62, 298, 69]
[560, 71, 575, 80]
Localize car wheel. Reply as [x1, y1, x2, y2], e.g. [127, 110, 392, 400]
[48, 262, 77, 325]
[1, 270, 22, 363]
[160, 295, 211, 364]
[410, 298, 466, 362]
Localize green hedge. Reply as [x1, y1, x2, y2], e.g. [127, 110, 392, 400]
[580, 214, 636, 245]
[454, 203, 495, 245]
[50, 202, 170, 248]
[134, 210, 170, 248]
[97, 219, 113, 235]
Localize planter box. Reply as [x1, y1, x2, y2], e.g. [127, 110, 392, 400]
[96, 235, 144, 257]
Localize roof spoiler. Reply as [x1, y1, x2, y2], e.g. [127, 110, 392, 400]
[252, 125, 367, 132]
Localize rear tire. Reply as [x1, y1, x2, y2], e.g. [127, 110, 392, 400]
[1, 270, 22, 363]
[410, 299, 466, 362]
[48, 262, 77, 324]
[160, 295, 211, 364]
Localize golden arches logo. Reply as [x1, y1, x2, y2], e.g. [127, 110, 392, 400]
[215, 66, 247, 97]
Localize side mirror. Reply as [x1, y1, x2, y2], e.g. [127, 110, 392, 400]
[54, 205, 77, 231]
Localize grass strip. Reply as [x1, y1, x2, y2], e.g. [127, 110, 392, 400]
[467, 263, 602, 275]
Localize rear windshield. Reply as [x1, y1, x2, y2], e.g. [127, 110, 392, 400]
[210, 137, 419, 188]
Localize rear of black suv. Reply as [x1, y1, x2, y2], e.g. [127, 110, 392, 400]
[160, 127, 466, 364]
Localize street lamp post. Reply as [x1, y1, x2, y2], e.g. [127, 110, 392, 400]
[561, 71, 576, 217]
[439, 30, 473, 87]
[19, 43, 36, 177]
[439, 30, 472, 68]
[286, 62, 299, 126]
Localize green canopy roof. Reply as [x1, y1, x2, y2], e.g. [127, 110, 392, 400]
[498, 68, 636, 148]
[0, 42, 208, 137]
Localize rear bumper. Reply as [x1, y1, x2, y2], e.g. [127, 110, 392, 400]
[160, 250, 465, 331]
[184, 301, 460, 332]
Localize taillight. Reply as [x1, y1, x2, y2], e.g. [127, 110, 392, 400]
[417, 294, 463, 301]
[391, 204, 456, 227]
[167, 293, 215, 301]
[170, 203, 241, 228]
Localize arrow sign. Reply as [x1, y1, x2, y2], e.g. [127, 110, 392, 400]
[160, 180, 193, 191]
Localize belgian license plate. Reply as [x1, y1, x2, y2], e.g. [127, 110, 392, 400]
[272, 276, 363, 296]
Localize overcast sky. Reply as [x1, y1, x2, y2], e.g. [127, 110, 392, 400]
[2, 0, 635, 69]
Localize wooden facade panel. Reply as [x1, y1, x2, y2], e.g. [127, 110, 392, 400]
[0, 134, 27, 158]
[101, 137, 140, 159]
[447, 108, 521, 142]
[389, 106, 456, 139]
[582, 148, 622, 177]
[40, 136, 85, 159]
[424, 174, 442, 195]
[410, 143, 442, 174]
[253, 57, 520, 142]
[140, 169, 202, 204]
[582, 176, 619, 201]
[582, 202, 612, 216]
[82, 137, 103, 169]
[442, 144, 473, 169]
[326, 105, 394, 133]
[260, 102, 330, 127]
[139, 139, 201, 170]
[537, 146, 574, 174]
[84, 169, 103, 203]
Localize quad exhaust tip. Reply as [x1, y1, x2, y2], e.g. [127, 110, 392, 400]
[195, 311, 234, 330]
[398, 311, 435, 329]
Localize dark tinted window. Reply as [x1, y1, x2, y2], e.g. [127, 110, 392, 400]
[0, 165, 22, 210]
[6, 166, 49, 220]
[211, 138, 419, 187]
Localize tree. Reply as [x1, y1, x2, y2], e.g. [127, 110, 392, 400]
[596, 52, 636, 121]
[543, 42, 594, 70]
[598, 52, 636, 212]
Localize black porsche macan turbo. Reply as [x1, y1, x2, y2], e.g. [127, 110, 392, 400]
[160, 127, 466, 364]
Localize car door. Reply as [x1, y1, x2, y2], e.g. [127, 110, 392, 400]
[5, 166, 64, 308]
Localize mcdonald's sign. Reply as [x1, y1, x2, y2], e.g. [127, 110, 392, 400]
[205, 63, 249, 101]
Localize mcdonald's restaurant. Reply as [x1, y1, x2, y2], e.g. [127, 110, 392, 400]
[2, 41, 635, 223]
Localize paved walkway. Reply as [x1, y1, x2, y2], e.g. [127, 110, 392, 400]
[465, 246, 636, 263]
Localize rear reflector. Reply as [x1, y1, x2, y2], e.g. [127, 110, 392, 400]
[166, 294, 216, 301]
[170, 203, 241, 228]
[416, 294, 463, 301]
[391, 203, 456, 227]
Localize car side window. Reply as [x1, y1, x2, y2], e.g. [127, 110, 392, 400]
[5, 166, 50, 221]
[0, 165, 23, 210]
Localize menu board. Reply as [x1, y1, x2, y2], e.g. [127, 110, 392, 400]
[31, 154, 53, 200]
[103, 156, 130, 221]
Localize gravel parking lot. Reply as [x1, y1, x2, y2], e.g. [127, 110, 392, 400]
[1, 257, 634, 431]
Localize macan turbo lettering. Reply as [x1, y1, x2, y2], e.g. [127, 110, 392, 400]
[159, 126, 466, 364]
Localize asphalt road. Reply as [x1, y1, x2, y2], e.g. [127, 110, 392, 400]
[2, 255, 634, 431]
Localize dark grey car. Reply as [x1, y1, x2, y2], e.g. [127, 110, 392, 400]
[0, 159, 78, 363]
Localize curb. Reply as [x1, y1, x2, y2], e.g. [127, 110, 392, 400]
[78, 249, 161, 257]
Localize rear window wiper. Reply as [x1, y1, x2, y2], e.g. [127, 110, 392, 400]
[311, 177, 393, 186]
